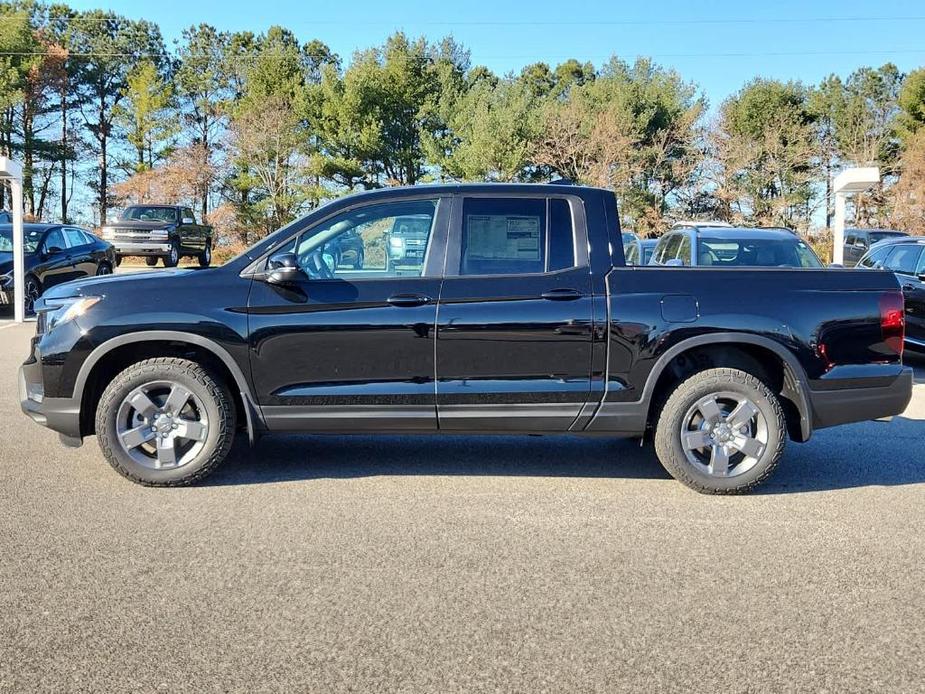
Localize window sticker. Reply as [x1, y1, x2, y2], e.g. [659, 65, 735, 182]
[467, 215, 541, 260]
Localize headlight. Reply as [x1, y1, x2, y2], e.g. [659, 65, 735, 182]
[36, 296, 102, 332]
[389, 237, 404, 248]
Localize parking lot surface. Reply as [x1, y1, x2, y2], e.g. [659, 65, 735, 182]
[2, 319, 924, 692]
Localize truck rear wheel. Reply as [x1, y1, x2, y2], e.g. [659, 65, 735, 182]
[145, 257, 158, 267]
[95, 357, 237, 486]
[653, 368, 785, 494]
[198, 242, 212, 268]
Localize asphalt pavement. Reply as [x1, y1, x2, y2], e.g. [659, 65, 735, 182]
[1, 319, 924, 693]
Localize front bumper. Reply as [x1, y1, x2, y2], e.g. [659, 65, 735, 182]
[19, 348, 82, 442]
[807, 365, 913, 430]
[111, 241, 171, 256]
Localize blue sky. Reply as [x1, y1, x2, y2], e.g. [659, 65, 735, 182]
[68, 0, 925, 109]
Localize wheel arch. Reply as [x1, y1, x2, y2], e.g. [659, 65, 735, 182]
[641, 332, 812, 442]
[75, 330, 261, 442]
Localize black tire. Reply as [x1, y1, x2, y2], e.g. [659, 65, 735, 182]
[95, 357, 236, 486]
[23, 274, 41, 316]
[198, 242, 212, 268]
[164, 241, 180, 267]
[114, 254, 123, 267]
[653, 367, 786, 494]
[96, 262, 112, 276]
[145, 256, 158, 267]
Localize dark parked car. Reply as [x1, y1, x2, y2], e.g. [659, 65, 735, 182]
[843, 228, 909, 267]
[650, 226, 823, 268]
[102, 205, 213, 268]
[856, 237, 925, 351]
[20, 184, 911, 494]
[0, 223, 115, 314]
[623, 238, 657, 266]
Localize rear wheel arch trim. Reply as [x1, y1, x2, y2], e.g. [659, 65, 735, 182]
[74, 330, 263, 435]
[639, 332, 813, 440]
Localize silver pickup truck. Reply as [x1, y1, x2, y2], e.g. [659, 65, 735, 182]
[102, 205, 213, 267]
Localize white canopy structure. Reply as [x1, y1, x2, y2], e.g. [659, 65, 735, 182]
[0, 157, 24, 321]
[832, 167, 880, 266]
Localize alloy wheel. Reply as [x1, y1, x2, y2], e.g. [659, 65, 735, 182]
[115, 380, 209, 470]
[679, 391, 768, 478]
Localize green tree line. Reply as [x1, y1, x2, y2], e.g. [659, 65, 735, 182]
[2, 0, 925, 244]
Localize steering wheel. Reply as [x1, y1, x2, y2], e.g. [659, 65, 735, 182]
[299, 248, 335, 279]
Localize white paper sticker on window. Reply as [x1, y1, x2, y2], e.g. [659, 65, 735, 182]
[467, 215, 541, 260]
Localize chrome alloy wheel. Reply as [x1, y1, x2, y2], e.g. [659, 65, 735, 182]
[115, 380, 209, 470]
[679, 391, 768, 478]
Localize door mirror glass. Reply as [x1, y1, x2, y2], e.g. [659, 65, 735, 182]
[265, 252, 304, 285]
[665, 258, 684, 267]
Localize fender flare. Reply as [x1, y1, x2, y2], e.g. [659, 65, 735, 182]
[639, 332, 813, 441]
[74, 330, 263, 442]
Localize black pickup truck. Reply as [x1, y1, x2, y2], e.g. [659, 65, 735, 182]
[102, 205, 213, 267]
[20, 184, 912, 493]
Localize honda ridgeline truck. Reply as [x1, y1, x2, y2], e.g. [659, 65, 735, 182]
[20, 184, 912, 493]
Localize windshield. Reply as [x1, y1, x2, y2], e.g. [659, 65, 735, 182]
[697, 236, 823, 268]
[118, 206, 177, 223]
[0, 228, 43, 253]
[869, 231, 907, 244]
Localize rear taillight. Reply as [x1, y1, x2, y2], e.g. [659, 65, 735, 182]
[879, 291, 905, 357]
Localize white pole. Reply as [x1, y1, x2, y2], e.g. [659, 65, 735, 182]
[832, 192, 846, 266]
[11, 179, 24, 322]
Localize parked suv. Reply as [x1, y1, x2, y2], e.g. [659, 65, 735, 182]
[856, 237, 925, 351]
[650, 226, 822, 268]
[102, 205, 213, 267]
[20, 184, 911, 494]
[843, 228, 909, 267]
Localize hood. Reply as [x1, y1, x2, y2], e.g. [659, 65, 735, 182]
[108, 220, 176, 231]
[42, 268, 194, 300]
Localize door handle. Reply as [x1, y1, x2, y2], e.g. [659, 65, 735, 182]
[541, 288, 582, 301]
[387, 293, 431, 307]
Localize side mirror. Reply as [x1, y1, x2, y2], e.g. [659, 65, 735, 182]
[182, 217, 195, 225]
[265, 252, 304, 285]
[665, 258, 684, 267]
[917, 273, 925, 283]
[44, 245, 64, 256]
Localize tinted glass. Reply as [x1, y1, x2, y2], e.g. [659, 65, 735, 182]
[697, 236, 822, 268]
[869, 231, 907, 244]
[676, 234, 691, 265]
[460, 198, 548, 275]
[120, 206, 177, 222]
[548, 198, 576, 272]
[44, 229, 67, 251]
[857, 244, 892, 269]
[625, 243, 638, 265]
[288, 199, 437, 279]
[884, 244, 923, 275]
[64, 228, 87, 248]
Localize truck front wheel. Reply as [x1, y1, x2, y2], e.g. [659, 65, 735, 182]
[164, 241, 180, 267]
[95, 357, 237, 486]
[653, 368, 786, 494]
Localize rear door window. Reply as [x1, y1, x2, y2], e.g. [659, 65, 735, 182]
[457, 197, 576, 276]
[884, 244, 923, 276]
